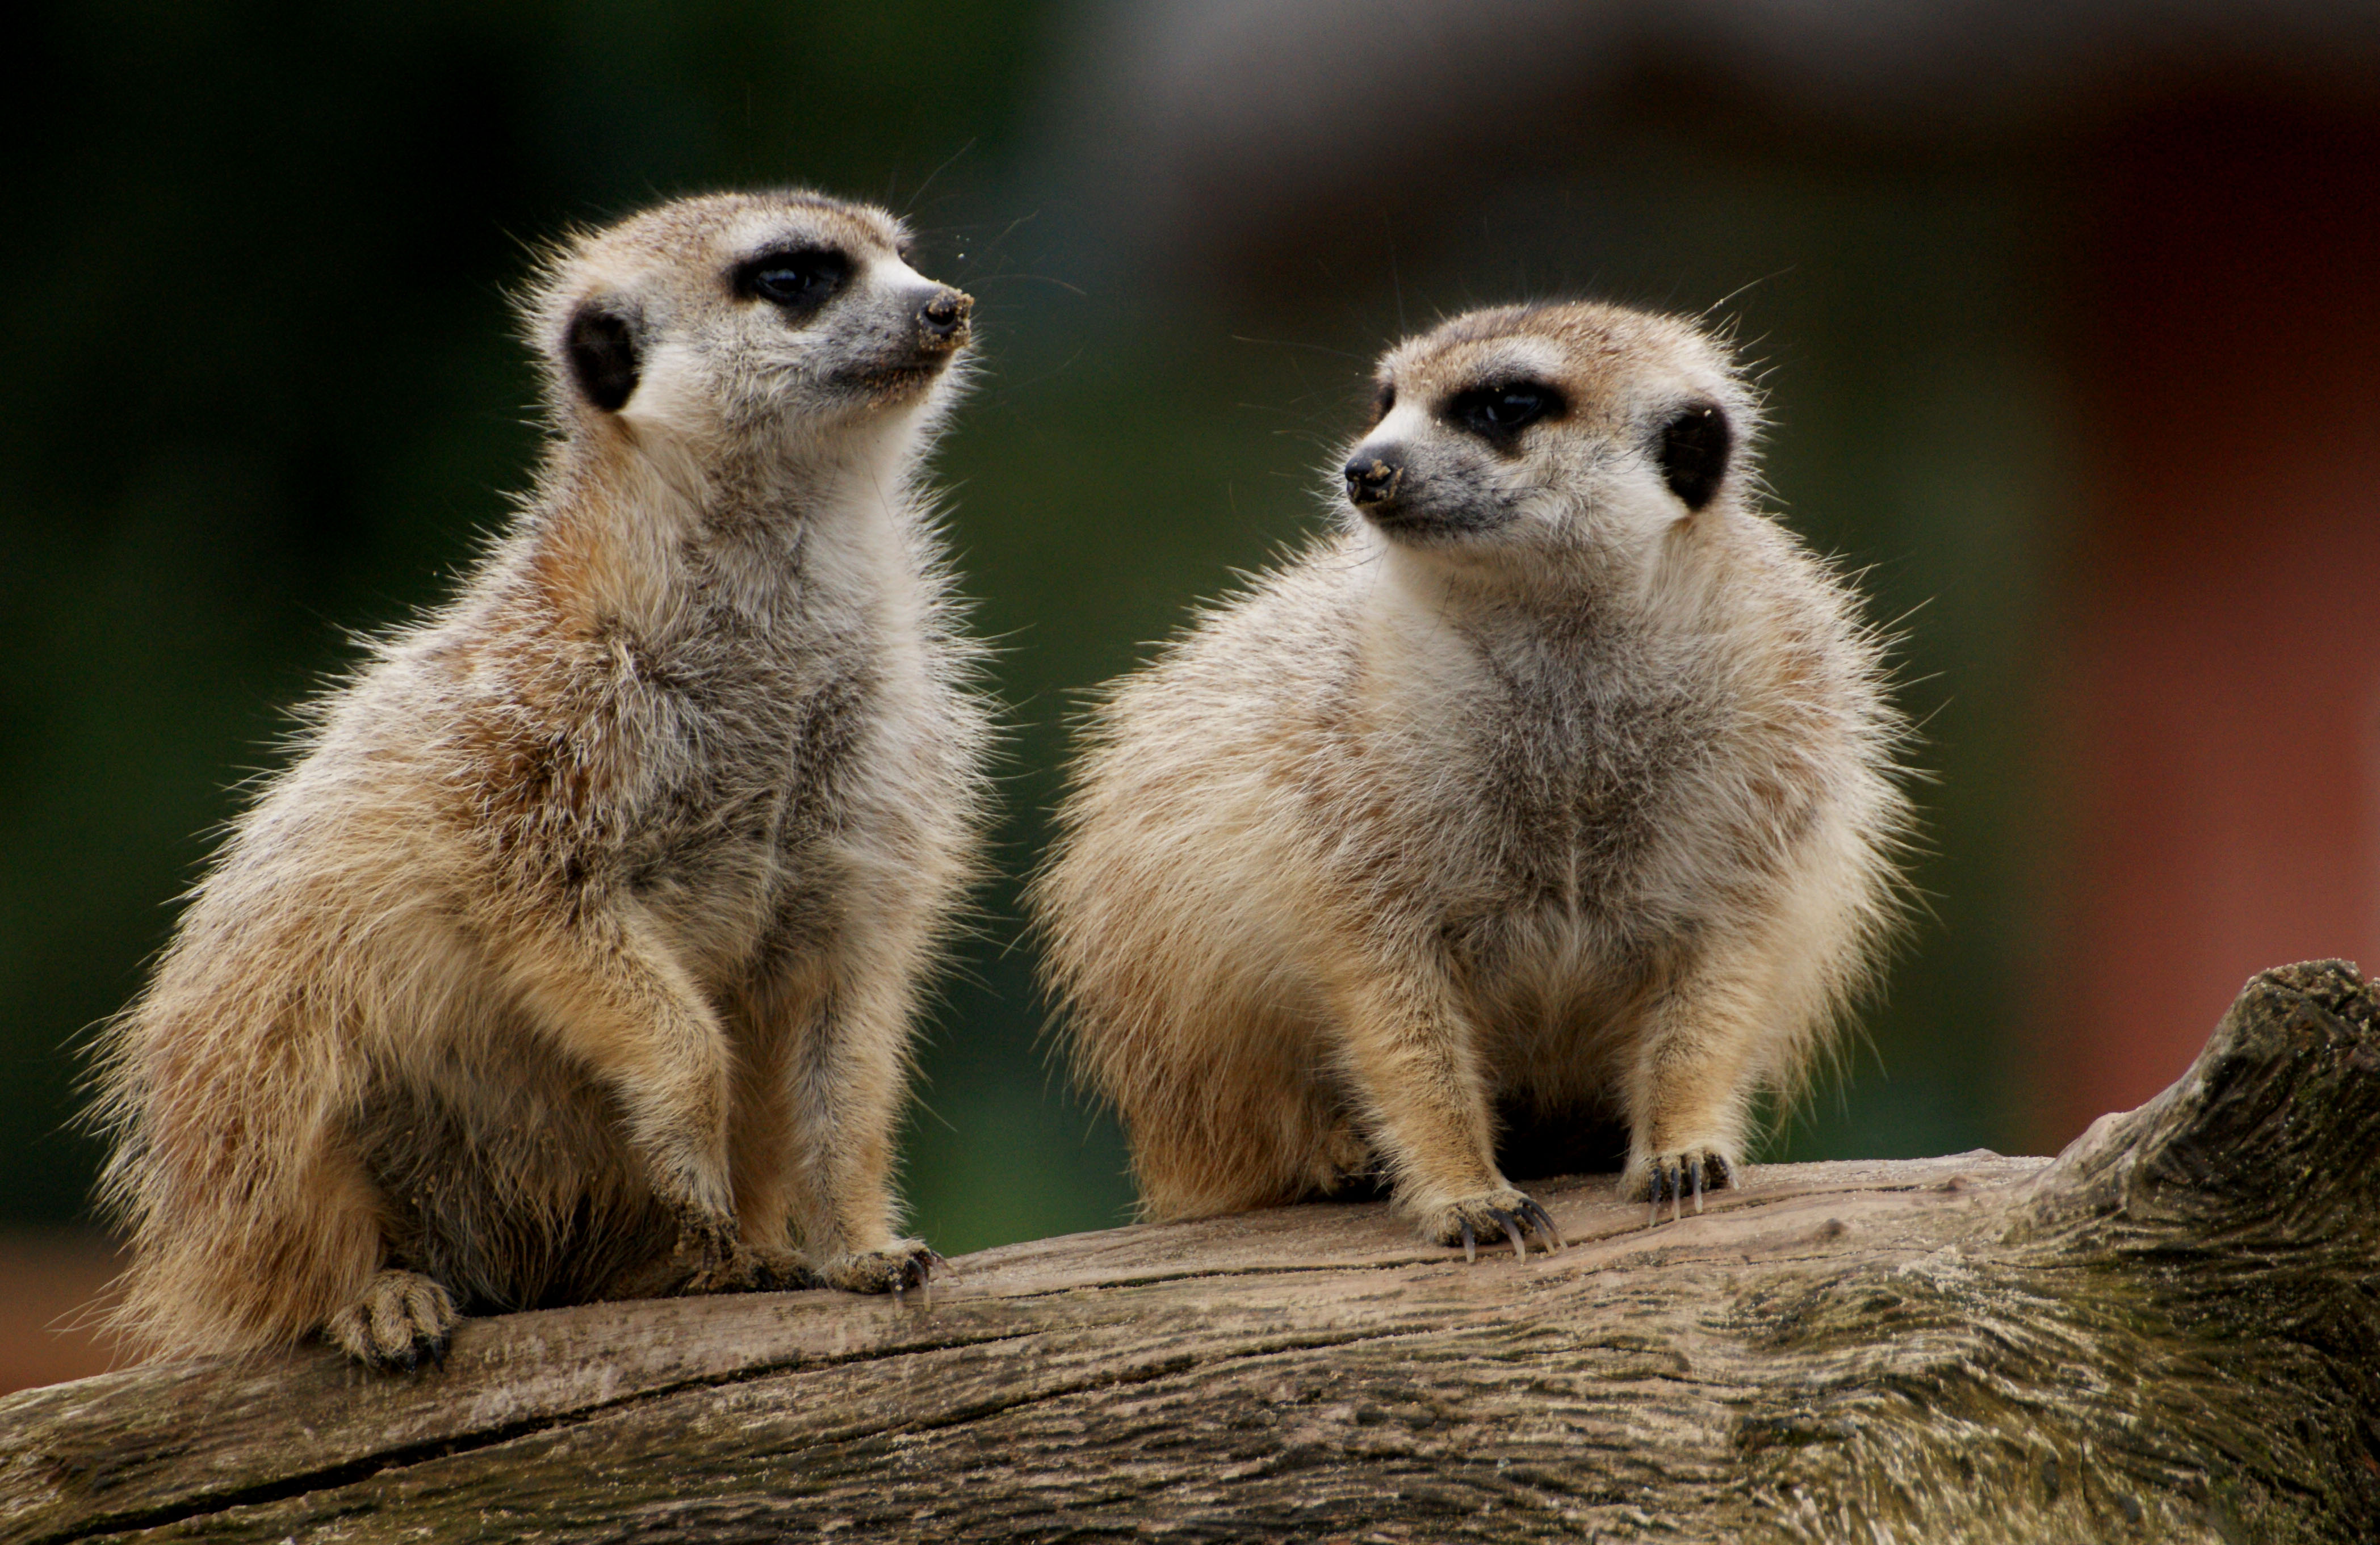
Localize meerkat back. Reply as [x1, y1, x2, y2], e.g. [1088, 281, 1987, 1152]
[1033, 300, 1909, 1257]
[91, 190, 992, 1368]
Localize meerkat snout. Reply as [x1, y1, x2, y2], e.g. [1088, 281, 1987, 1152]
[1342, 451, 1404, 507]
[916, 289, 972, 352]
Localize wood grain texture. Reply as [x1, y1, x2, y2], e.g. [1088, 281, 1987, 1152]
[5, 961, 2375, 1544]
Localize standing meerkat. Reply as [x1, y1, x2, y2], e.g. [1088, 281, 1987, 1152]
[91, 190, 991, 1368]
[1032, 301, 1910, 1256]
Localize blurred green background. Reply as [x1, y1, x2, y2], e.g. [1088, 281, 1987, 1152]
[1, 0, 2089, 1254]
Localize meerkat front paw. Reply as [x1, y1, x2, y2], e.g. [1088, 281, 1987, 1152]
[1416, 1187, 1566, 1262]
[325, 1269, 460, 1371]
[1630, 1147, 1737, 1226]
[817, 1238, 939, 1294]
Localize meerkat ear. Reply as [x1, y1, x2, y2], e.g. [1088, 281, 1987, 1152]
[1657, 402, 1731, 511]
[565, 300, 641, 414]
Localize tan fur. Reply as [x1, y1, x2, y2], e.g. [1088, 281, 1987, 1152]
[91, 191, 992, 1366]
[1032, 301, 1910, 1252]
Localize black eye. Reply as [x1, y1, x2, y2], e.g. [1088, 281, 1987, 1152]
[1656, 401, 1732, 511]
[1369, 382, 1396, 427]
[1448, 381, 1560, 442]
[732, 247, 851, 313]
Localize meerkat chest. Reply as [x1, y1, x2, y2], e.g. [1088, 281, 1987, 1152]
[1342, 567, 1723, 906]
[614, 561, 925, 970]
[1346, 653, 1726, 1028]
[1527, 680, 1715, 889]
[1363, 639, 1721, 913]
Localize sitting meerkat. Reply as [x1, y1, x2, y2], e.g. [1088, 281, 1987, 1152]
[91, 190, 991, 1368]
[1032, 301, 1910, 1256]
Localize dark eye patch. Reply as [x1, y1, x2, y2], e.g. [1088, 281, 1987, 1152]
[1447, 380, 1562, 443]
[731, 247, 852, 315]
[1656, 401, 1732, 510]
[1369, 381, 1396, 427]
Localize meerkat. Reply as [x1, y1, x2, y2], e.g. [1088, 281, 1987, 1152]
[90, 190, 992, 1368]
[1032, 300, 1910, 1257]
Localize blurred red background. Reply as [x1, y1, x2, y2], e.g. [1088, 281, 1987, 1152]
[2050, 96, 2380, 1136]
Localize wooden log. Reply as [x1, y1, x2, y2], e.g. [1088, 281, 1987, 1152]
[4, 960, 2375, 1543]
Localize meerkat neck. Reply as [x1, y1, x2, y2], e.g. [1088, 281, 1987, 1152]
[1359, 531, 1651, 630]
[1351, 520, 1742, 697]
[527, 411, 933, 636]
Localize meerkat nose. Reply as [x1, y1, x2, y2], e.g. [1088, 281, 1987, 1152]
[1343, 450, 1405, 507]
[916, 288, 973, 352]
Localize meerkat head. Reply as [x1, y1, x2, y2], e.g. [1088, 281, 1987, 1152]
[527, 190, 973, 452]
[1338, 302, 1756, 571]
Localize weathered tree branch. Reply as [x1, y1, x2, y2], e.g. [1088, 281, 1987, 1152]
[5, 960, 2376, 1543]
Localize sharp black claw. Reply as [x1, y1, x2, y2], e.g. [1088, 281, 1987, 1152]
[1689, 1154, 1706, 1216]
[1490, 1207, 1530, 1259]
[1460, 1217, 1477, 1264]
[1521, 1198, 1566, 1251]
